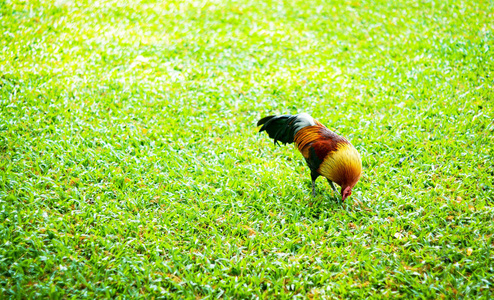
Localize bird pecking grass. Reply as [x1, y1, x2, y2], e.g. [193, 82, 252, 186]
[1, 0, 494, 298]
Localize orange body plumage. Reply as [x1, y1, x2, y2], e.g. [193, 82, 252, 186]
[257, 113, 362, 201]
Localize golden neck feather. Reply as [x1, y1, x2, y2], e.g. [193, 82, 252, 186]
[318, 143, 362, 187]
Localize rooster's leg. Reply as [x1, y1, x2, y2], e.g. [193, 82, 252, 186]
[327, 179, 338, 196]
[311, 180, 316, 198]
[310, 171, 319, 198]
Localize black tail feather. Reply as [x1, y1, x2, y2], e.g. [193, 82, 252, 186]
[257, 114, 306, 145]
[256, 115, 276, 127]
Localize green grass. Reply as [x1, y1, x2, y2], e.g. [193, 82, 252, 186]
[1, 0, 493, 298]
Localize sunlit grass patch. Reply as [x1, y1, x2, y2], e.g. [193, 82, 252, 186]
[1, 0, 493, 298]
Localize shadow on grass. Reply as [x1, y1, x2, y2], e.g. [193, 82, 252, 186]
[294, 180, 344, 219]
[306, 196, 343, 219]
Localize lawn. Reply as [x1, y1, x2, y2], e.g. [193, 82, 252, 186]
[1, 0, 493, 298]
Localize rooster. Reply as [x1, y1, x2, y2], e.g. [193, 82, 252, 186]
[257, 113, 362, 202]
